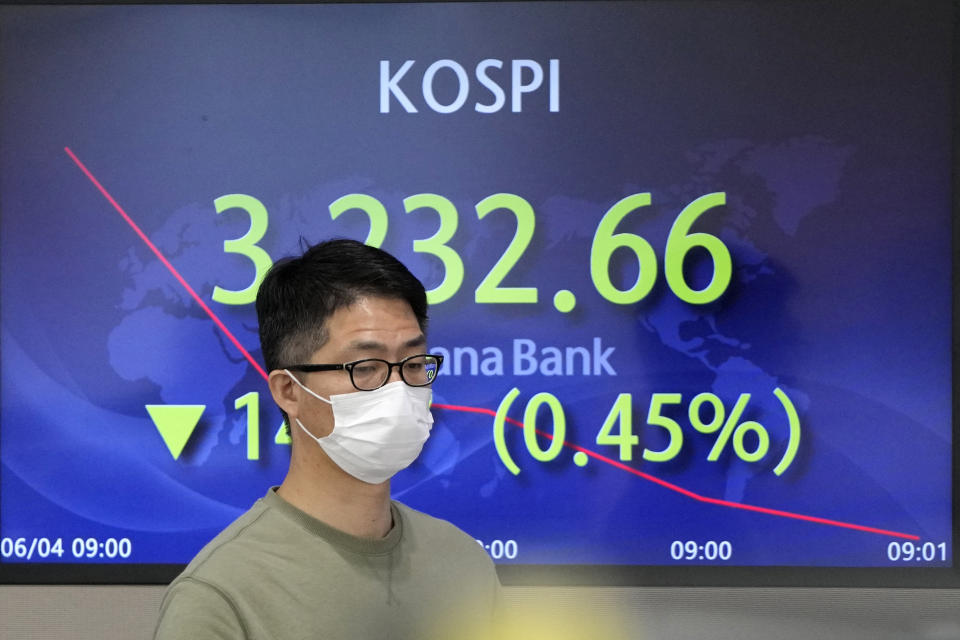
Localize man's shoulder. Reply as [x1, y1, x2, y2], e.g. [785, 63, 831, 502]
[392, 501, 503, 634]
[393, 501, 493, 567]
[173, 492, 296, 586]
[394, 500, 471, 540]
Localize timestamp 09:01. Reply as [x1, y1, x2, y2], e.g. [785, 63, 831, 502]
[0, 537, 132, 560]
[886, 541, 948, 563]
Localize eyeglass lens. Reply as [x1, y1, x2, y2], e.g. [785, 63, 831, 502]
[351, 355, 440, 390]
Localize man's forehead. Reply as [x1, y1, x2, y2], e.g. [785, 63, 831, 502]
[323, 296, 423, 349]
[327, 295, 418, 324]
[344, 334, 427, 351]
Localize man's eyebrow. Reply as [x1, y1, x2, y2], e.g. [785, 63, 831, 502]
[347, 339, 388, 352]
[404, 335, 427, 348]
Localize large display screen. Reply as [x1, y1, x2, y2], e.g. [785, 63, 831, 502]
[1, 1, 956, 586]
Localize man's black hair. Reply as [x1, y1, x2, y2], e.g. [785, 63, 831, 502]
[256, 238, 429, 375]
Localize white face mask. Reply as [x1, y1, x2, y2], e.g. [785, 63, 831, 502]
[284, 372, 434, 484]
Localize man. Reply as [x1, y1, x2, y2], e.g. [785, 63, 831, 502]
[154, 239, 502, 640]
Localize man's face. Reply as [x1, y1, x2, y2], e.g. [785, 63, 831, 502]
[292, 295, 426, 438]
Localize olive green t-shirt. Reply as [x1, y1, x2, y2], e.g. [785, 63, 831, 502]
[153, 488, 502, 640]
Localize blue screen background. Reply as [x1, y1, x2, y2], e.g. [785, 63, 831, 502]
[0, 2, 953, 572]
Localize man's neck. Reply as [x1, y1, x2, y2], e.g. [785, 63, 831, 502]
[276, 451, 393, 539]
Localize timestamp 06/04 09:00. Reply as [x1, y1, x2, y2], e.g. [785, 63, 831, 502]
[0, 537, 132, 560]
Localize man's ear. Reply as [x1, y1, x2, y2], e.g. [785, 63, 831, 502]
[268, 370, 300, 420]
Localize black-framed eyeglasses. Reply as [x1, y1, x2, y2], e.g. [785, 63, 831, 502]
[285, 353, 444, 392]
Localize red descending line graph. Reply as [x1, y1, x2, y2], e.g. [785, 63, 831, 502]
[434, 403, 920, 540]
[64, 146, 921, 542]
[63, 147, 269, 382]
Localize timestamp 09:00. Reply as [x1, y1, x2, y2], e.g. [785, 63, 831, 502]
[475, 539, 518, 560]
[0, 537, 132, 560]
[670, 540, 733, 561]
